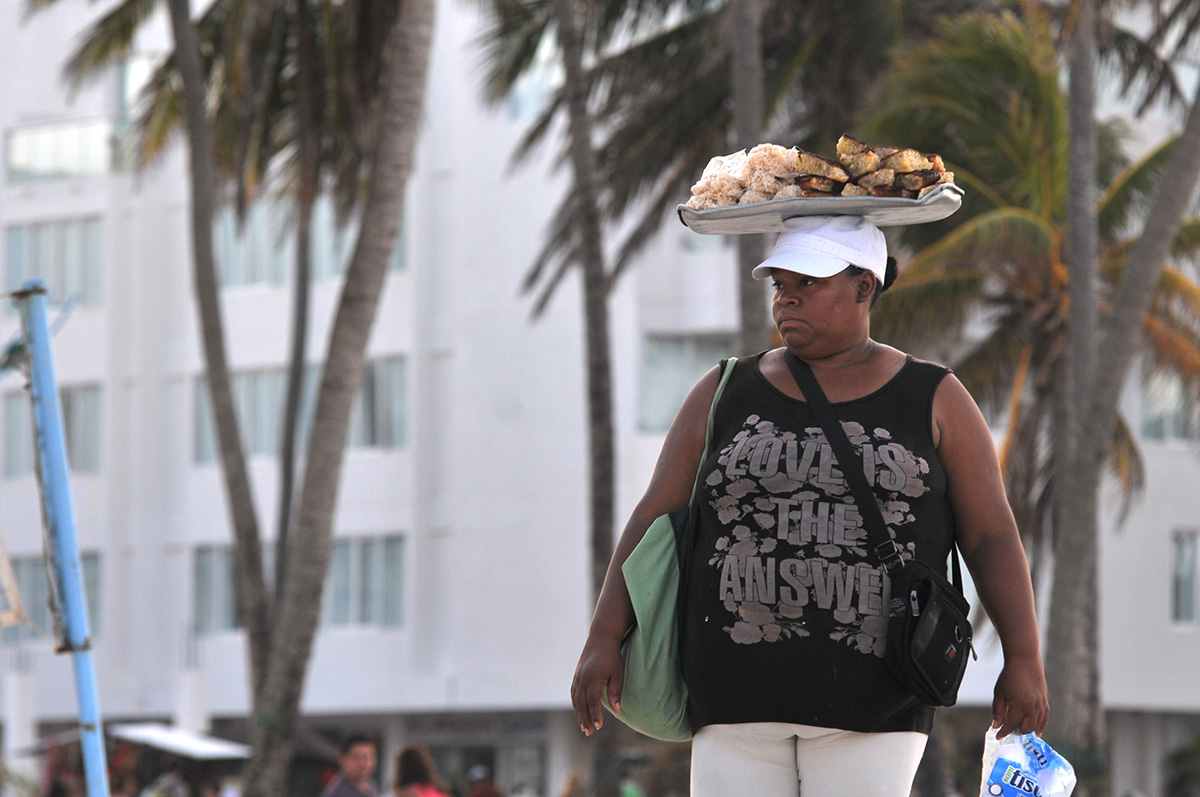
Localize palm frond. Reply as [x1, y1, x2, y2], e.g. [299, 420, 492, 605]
[1104, 411, 1145, 525]
[55, 0, 164, 86]
[1097, 135, 1176, 242]
[870, 268, 986, 353]
[135, 59, 183, 167]
[473, 0, 554, 105]
[904, 207, 1055, 283]
[950, 311, 1037, 415]
[1142, 309, 1200, 386]
[1099, 21, 1187, 117]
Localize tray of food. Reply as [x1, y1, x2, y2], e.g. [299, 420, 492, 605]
[677, 136, 964, 233]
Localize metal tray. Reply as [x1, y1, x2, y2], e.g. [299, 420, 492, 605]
[677, 182, 964, 234]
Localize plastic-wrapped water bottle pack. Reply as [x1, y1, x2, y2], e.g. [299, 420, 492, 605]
[979, 726, 1076, 797]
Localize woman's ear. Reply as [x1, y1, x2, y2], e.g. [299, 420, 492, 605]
[855, 272, 877, 303]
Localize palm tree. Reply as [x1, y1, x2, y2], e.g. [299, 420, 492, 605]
[547, 0, 617, 609]
[28, 0, 436, 793]
[476, 0, 988, 321]
[864, 9, 1200, 786]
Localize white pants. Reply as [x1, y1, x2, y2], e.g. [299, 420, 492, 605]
[690, 722, 928, 797]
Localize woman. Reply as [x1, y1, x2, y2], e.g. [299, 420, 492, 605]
[571, 215, 1048, 795]
[391, 746, 449, 797]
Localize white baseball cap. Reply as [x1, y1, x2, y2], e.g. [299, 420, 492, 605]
[751, 215, 887, 281]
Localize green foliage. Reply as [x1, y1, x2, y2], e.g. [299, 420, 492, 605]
[475, 0, 997, 312]
[865, 8, 1200, 547]
[1166, 728, 1200, 797]
[33, 0, 401, 226]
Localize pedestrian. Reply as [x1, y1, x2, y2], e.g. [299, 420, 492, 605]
[465, 765, 502, 797]
[556, 771, 586, 797]
[322, 736, 379, 797]
[391, 745, 449, 797]
[571, 213, 1048, 795]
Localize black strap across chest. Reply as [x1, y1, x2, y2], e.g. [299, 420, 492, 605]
[782, 349, 963, 589]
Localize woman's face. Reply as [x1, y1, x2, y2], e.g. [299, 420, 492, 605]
[769, 267, 872, 355]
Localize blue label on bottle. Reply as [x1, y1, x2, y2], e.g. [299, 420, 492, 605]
[985, 758, 1042, 796]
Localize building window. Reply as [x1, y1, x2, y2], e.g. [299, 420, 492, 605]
[3, 392, 33, 478]
[4, 217, 103, 305]
[214, 201, 291, 288]
[348, 358, 407, 449]
[1174, 530, 1199, 624]
[507, 37, 560, 121]
[213, 195, 405, 288]
[639, 334, 732, 433]
[193, 545, 241, 635]
[310, 196, 407, 281]
[60, 386, 103, 473]
[5, 118, 118, 182]
[1142, 369, 1200, 442]
[321, 534, 405, 628]
[4, 385, 103, 478]
[1, 552, 101, 644]
[194, 359, 406, 464]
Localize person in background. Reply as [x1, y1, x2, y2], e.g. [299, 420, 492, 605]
[391, 745, 449, 797]
[323, 737, 379, 797]
[139, 762, 190, 797]
[464, 764, 503, 797]
[556, 771, 586, 797]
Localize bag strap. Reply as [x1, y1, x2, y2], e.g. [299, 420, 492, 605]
[782, 350, 963, 590]
[689, 357, 737, 504]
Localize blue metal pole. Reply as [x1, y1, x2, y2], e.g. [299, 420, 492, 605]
[15, 281, 110, 797]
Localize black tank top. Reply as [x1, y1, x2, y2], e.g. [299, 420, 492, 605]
[682, 352, 953, 733]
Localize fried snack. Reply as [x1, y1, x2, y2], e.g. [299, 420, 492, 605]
[836, 135, 870, 158]
[739, 189, 777, 204]
[797, 175, 839, 192]
[856, 168, 896, 188]
[894, 169, 944, 191]
[684, 136, 954, 210]
[743, 143, 796, 196]
[917, 172, 955, 198]
[795, 151, 850, 182]
[836, 136, 881, 178]
[686, 164, 745, 209]
[745, 143, 798, 175]
[746, 170, 788, 196]
[880, 148, 936, 173]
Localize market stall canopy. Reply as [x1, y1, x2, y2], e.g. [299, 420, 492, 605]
[107, 724, 250, 761]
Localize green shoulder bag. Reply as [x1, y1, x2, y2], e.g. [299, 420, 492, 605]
[604, 357, 736, 741]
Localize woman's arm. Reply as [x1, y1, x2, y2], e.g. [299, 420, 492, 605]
[570, 364, 721, 735]
[933, 374, 1049, 738]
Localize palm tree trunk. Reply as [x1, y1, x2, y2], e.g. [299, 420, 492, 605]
[164, 0, 272, 696]
[239, 0, 435, 792]
[550, 4, 620, 795]
[729, 0, 770, 356]
[1065, 0, 1097, 427]
[550, 0, 615, 607]
[275, 0, 321, 598]
[1049, 3, 1106, 784]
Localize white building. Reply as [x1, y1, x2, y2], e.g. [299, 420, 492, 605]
[0, 2, 1198, 796]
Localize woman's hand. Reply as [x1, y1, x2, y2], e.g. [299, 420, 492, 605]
[571, 635, 625, 735]
[991, 654, 1049, 738]
[934, 374, 1050, 739]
